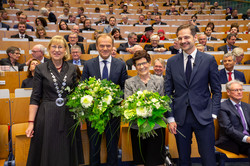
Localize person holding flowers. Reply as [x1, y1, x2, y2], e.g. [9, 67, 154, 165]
[81, 33, 128, 166]
[25, 35, 84, 166]
[124, 50, 166, 166]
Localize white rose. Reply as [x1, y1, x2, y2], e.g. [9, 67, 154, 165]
[80, 95, 93, 108]
[137, 91, 143, 96]
[136, 107, 148, 118]
[103, 95, 112, 105]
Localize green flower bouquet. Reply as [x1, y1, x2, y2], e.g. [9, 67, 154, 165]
[121, 90, 171, 139]
[66, 77, 123, 134]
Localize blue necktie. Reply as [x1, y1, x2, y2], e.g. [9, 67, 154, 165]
[186, 55, 192, 83]
[102, 60, 108, 80]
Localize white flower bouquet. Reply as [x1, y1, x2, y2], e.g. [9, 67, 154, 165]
[121, 90, 171, 138]
[66, 77, 123, 134]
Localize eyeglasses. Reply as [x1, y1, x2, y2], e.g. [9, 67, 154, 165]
[230, 89, 244, 92]
[51, 45, 64, 50]
[136, 62, 148, 67]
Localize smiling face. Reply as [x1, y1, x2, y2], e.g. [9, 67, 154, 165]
[135, 57, 150, 77]
[227, 82, 243, 103]
[151, 39, 159, 47]
[18, 23, 26, 34]
[227, 36, 236, 46]
[198, 34, 207, 46]
[223, 56, 235, 71]
[96, 36, 113, 60]
[71, 48, 81, 61]
[60, 21, 67, 30]
[113, 30, 120, 39]
[9, 50, 20, 62]
[153, 60, 164, 76]
[177, 28, 197, 54]
[29, 60, 39, 72]
[205, 27, 212, 36]
[49, 41, 66, 61]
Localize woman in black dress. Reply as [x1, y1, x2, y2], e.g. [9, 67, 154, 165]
[21, 59, 40, 88]
[26, 35, 84, 166]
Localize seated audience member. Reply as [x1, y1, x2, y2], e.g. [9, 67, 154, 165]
[152, 15, 167, 26]
[77, 7, 85, 17]
[24, 0, 39, 11]
[169, 38, 182, 54]
[163, 0, 171, 6]
[179, 6, 188, 15]
[205, 26, 217, 41]
[133, 14, 148, 26]
[219, 53, 246, 84]
[226, 7, 232, 16]
[21, 59, 40, 88]
[152, 6, 162, 15]
[118, 15, 129, 25]
[196, 44, 205, 52]
[153, 58, 165, 77]
[149, 0, 158, 7]
[138, 0, 145, 6]
[0, 46, 27, 71]
[47, 0, 53, 7]
[232, 47, 244, 65]
[68, 45, 85, 65]
[59, 20, 70, 30]
[242, 9, 250, 20]
[158, 29, 168, 40]
[11, 23, 33, 41]
[137, 26, 154, 43]
[209, 7, 216, 15]
[117, 32, 137, 53]
[40, 7, 57, 23]
[106, 5, 115, 15]
[200, 2, 205, 9]
[223, 23, 242, 42]
[103, 16, 119, 33]
[174, 0, 181, 5]
[111, 47, 117, 58]
[35, 26, 51, 39]
[68, 33, 85, 54]
[35, 17, 48, 29]
[126, 45, 143, 70]
[31, 44, 49, 63]
[146, 11, 154, 21]
[218, 34, 237, 53]
[1, 10, 9, 20]
[187, 1, 195, 10]
[125, 0, 133, 6]
[196, 7, 205, 15]
[94, 13, 109, 25]
[244, 22, 250, 34]
[79, 15, 86, 24]
[207, 22, 216, 32]
[137, 8, 143, 14]
[88, 30, 102, 54]
[95, 7, 100, 13]
[58, 7, 70, 18]
[58, 0, 64, 7]
[216, 80, 250, 162]
[64, 2, 70, 8]
[226, 9, 238, 20]
[188, 15, 200, 32]
[13, 13, 34, 31]
[45, 2, 51, 10]
[81, 19, 95, 31]
[119, 1, 124, 9]
[111, 28, 125, 40]
[62, 14, 77, 24]
[64, 25, 84, 42]
[119, 5, 130, 14]
[144, 35, 167, 52]
[198, 34, 214, 51]
[0, 12, 10, 30]
[213, 1, 221, 9]
[5, 0, 18, 9]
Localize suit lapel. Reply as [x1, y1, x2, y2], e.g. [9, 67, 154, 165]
[189, 52, 202, 84]
[227, 99, 241, 119]
[109, 57, 117, 81]
[93, 57, 101, 79]
[241, 102, 250, 126]
[177, 53, 187, 86]
[222, 69, 228, 82]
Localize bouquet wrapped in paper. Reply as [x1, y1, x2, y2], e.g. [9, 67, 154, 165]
[121, 90, 171, 139]
[66, 77, 123, 134]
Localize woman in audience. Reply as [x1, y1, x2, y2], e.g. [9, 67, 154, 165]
[58, 7, 70, 18]
[244, 22, 250, 34]
[111, 28, 125, 40]
[35, 17, 48, 29]
[226, 7, 232, 15]
[40, 7, 57, 23]
[144, 35, 167, 52]
[79, 15, 86, 24]
[124, 50, 165, 166]
[157, 29, 168, 40]
[21, 59, 40, 88]
[138, 0, 145, 6]
[206, 22, 216, 32]
[36, 26, 51, 39]
[59, 20, 70, 30]
[179, 6, 187, 15]
[232, 47, 244, 64]
[26, 35, 84, 166]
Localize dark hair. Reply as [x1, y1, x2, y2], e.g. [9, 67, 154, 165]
[132, 50, 151, 65]
[205, 26, 212, 31]
[109, 16, 116, 21]
[138, 0, 144, 6]
[27, 59, 41, 78]
[78, 7, 84, 12]
[16, 11, 23, 16]
[230, 23, 239, 32]
[210, 6, 215, 10]
[176, 24, 196, 37]
[84, 19, 91, 27]
[6, 46, 19, 57]
[111, 28, 123, 40]
[59, 20, 70, 30]
[95, 7, 100, 12]
[35, 17, 47, 27]
[8, 0, 15, 3]
[191, 14, 197, 19]
[206, 22, 215, 31]
[227, 33, 236, 40]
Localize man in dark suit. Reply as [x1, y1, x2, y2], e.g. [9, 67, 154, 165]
[68, 33, 85, 54]
[219, 53, 246, 84]
[152, 15, 167, 26]
[165, 5, 178, 15]
[5, 0, 19, 9]
[64, 25, 84, 42]
[133, 14, 148, 26]
[80, 19, 95, 31]
[94, 13, 109, 25]
[0, 12, 10, 30]
[144, 35, 167, 52]
[218, 33, 237, 53]
[13, 13, 34, 31]
[24, 0, 39, 11]
[81, 33, 128, 166]
[222, 23, 242, 43]
[117, 32, 137, 53]
[216, 80, 250, 162]
[152, 6, 162, 15]
[165, 24, 221, 165]
[31, 44, 49, 63]
[126, 45, 143, 70]
[11, 23, 33, 41]
[68, 45, 85, 65]
[204, 26, 217, 41]
[226, 9, 239, 20]
[198, 34, 214, 51]
[118, 15, 129, 25]
[169, 39, 182, 54]
[137, 26, 154, 43]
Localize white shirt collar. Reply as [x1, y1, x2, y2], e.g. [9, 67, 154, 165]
[99, 55, 112, 63]
[183, 48, 197, 60]
[225, 68, 234, 73]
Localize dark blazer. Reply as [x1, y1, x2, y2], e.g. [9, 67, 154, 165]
[94, 20, 109, 25]
[219, 68, 246, 84]
[21, 77, 33, 88]
[64, 35, 84, 42]
[24, 7, 39, 11]
[205, 45, 214, 51]
[1, 22, 10, 30]
[68, 43, 85, 54]
[226, 15, 238, 20]
[67, 59, 85, 65]
[152, 22, 167, 26]
[216, 99, 250, 154]
[210, 36, 218, 41]
[169, 46, 180, 54]
[11, 34, 33, 41]
[137, 34, 150, 43]
[117, 43, 136, 53]
[165, 51, 221, 126]
[133, 22, 148, 26]
[218, 45, 237, 53]
[48, 12, 57, 23]
[126, 58, 133, 70]
[80, 27, 96, 31]
[0, 58, 25, 71]
[152, 12, 162, 15]
[144, 44, 166, 51]
[13, 23, 34, 31]
[44, 57, 49, 63]
[88, 43, 96, 54]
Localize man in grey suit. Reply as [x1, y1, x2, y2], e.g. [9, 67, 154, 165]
[216, 80, 250, 162]
[103, 16, 119, 33]
[117, 32, 137, 53]
[165, 24, 221, 165]
[198, 34, 214, 51]
[218, 33, 237, 53]
[81, 33, 128, 166]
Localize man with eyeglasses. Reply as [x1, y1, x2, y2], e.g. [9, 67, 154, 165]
[219, 53, 246, 84]
[216, 80, 250, 162]
[67, 33, 85, 54]
[68, 45, 85, 66]
[13, 13, 34, 31]
[31, 44, 49, 63]
[64, 25, 84, 42]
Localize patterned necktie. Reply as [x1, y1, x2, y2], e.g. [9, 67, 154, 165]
[186, 55, 192, 83]
[235, 104, 249, 136]
[228, 72, 232, 81]
[102, 60, 108, 80]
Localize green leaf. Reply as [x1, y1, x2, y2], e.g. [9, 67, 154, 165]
[137, 118, 146, 127]
[155, 118, 167, 128]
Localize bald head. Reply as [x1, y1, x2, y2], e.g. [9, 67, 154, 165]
[198, 34, 207, 46]
[72, 25, 80, 34]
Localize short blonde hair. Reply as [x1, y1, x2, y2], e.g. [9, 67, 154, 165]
[47, 35, 70, 61]
[232, 47, 244, 57]
[153, 58, 165, 67]
[150, 34, 160, 40]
